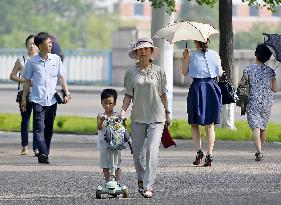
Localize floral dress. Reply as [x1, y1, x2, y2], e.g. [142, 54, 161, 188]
[244, 64, 276, 129]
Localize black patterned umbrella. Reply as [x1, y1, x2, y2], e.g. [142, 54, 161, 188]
[263, 33, 281, 62]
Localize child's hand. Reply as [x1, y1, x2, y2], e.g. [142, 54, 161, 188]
[100, 115, 108, 121]
[119, 109, 126, 119]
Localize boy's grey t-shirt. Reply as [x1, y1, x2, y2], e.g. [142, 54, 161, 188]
[124, 64, 167, 124]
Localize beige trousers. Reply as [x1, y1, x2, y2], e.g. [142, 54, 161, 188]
[131, 122, 164, 190]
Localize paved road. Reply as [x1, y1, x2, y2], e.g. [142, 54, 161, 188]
[1, 89, 281, 123]
[0, 132, 280, 205]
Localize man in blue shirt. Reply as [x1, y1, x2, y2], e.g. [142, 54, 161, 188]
[21, 32, 71, 164]
[50, 35, 64, 62]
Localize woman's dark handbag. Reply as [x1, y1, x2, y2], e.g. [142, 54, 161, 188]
[16, 90, 31, 103]
[16, 90, 23, 103]
[217, 72, 238, 104]
[54, 89, 66, 104]
[236, 75, 249, 115]
[16, 56, 29, 103]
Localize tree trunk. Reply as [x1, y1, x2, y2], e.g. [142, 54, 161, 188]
[219, 0, 236, 130]
[219, 0, 234, 82]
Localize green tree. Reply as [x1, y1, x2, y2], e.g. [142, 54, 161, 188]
[234, 23, 281, 49]
[0, 0, 90, 48]
[83, 13, 123, 49]
[142, 0, 281, 13]
[0, 0, 126, 49]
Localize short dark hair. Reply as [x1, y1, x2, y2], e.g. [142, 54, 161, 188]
[34, 32, 50, 47]
[255, 43, 272, 63]
[101, 88, 117, 102]
[25, 35, 35, 46]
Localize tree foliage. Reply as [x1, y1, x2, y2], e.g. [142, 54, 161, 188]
[143, 0, 281, 13]
[245, 0, 281, 11]
[0, 0, 125, 49]
[234, 23, 281, 49]
[137, 0, 176, 13]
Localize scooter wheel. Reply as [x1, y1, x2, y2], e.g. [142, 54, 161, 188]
[123, 189, 128, 198]
[96, 190, 102, 199]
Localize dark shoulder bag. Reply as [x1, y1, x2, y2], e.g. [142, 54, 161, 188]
[236, 75, 249, 115]
[202, 53, 237, 105]
[217, 72, 238, 104]
[16, 74, 23, 103]
[16, 56, 31, 103]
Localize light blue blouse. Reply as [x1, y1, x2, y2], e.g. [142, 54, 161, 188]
[188, 49, 221, 78]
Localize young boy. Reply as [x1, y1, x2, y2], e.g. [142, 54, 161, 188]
[97, 88, 121, 182]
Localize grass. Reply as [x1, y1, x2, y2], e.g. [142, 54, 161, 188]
[0, 113, 96, 134]
[0, 113, 281, 142]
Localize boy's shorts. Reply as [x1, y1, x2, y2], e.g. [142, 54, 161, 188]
[99, 148, 121, 169]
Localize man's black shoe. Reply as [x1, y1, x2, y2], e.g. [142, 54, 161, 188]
[38, 154, 50, 164]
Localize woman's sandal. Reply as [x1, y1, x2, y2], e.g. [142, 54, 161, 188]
[203, 155, 213, 167]
[193, 150, 204, 165]
[138, 181, 144, 196]
[143, 189, 154, 198]
[255, 152, 263, 161]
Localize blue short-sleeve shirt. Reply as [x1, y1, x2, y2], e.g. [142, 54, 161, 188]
[188, 50, 222, 78]
[23, 53, 64, 106]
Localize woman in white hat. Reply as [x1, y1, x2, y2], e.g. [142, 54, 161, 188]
[120, 37, 171, 198]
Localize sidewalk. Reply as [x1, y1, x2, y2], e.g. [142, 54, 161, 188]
[0, 132, 280, 204]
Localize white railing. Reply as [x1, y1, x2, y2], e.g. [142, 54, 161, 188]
[0, 49, 112, 85]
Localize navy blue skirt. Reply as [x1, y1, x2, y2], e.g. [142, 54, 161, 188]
[187, 78, 222, 125]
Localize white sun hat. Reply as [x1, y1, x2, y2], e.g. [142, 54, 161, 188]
[128, 37, 160, 60]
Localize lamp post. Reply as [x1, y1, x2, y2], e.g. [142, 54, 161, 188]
[151, 6, 175, 118]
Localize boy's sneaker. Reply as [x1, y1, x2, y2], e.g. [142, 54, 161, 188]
[34, 149, 39, 157]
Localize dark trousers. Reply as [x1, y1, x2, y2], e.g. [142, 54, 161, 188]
[20, 102, 38, 150]
[33, 103, 57, 155]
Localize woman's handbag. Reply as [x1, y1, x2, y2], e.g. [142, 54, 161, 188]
[15, 56, 31, 103]
[16, 90, 31, 103]
[236, 75, 249, 115]
[217, 72, 238, 104]
[161, 126, 176, 149]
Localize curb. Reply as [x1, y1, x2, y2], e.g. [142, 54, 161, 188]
[0, 83, 188, 97]
[1, 83, 281, 98]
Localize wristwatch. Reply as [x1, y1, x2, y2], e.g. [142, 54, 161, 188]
[66, 91, 71, 97]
